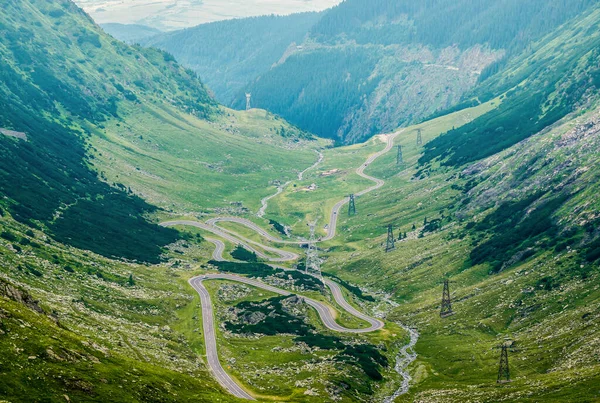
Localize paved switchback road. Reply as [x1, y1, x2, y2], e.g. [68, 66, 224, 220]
[163, 131, 401, 399]
[205, 131, 402, 244]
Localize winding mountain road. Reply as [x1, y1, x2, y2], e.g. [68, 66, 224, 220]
[163, 131, 401, 399]
[257, 150, 323, 218]
[204, 132, 400, 244]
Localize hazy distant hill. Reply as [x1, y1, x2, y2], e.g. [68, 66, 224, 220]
[101, 23, 161, 43]
[142, 13, 323, 104]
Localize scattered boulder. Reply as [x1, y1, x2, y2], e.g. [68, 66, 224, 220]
[0, 279, 44, 314]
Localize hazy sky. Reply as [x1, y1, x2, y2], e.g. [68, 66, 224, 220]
[75, 0, 343, 31]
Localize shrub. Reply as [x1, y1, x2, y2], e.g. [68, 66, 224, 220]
[1, 231, 17, 242]
[230, 245, 258, 262]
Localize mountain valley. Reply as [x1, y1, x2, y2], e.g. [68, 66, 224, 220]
[1, 0, 600, 402]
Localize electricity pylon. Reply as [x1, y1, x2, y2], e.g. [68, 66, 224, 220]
[305, 221, 322, 280]
[245, 93, 251, 110]
[396, 145, 404, 166]
[385, 224, 395, 252]
[494, 339, 517, 383]
[416, 128, 423, 146]
[440, 279, 455, 318]
[348, 194, 356, 216]
[497, 344, 510, 383]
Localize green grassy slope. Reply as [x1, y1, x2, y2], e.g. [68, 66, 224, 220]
[90, 107, 322, 214]
[0, 211, 239, 402]
[0, 0, 323, 261]
[315, 98, 600, 402]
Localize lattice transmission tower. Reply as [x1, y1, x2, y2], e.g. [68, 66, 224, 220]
[416, 128, 423, 146]
[348, 194, 356, 216]
[305, 221, 322, 280]
[440, 279, 455, 318]
[494, 339, 518, 384]
[245, 93, 252, 111]
[497, 344, 510, 383]
[396, 145, 404, 166]
[385, 224, 395, 252]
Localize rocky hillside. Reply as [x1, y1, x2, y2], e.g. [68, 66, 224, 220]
[317, 101, 600, 402]
[421, 3, 600, 167]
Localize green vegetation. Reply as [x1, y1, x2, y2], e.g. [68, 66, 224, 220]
[0, 0, 203, 262]
[225, 295, 388, 380]
[149, 1, 598, 145]
[237, 47, 382, 141]
[209, 260, 323, 291]
[316, 101, 600, 401]
[0, 214, 236, 402]
[0, 0, 324, 262]
[269, 219, 287, 236]
[230, 245, 258, 262]
[2, 0, 600, 401]
[421, 5, 600, 166]
[312, 0, 596, 49]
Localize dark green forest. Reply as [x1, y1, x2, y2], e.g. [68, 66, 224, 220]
[143, 12, 322, 104]
[312, 0, 597, 50]
[233, 47, 382, 140]
[227, 0, 599, 142]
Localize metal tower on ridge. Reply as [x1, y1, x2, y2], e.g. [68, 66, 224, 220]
[396, 144, 404, 166]
[348, 194, 356, 216]
[245, 93, 252, 111]
[385, 224, 395, 252]
[497, 344, 510, 383]
[305, 221, 322, 279]
[416, 128, 423, 146]
[440, 279, 454, 318]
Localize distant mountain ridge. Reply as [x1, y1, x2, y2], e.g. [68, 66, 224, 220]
[101, 23, 162, 44]
[144, 0, 598, 144]
[141, 12, 323, 104]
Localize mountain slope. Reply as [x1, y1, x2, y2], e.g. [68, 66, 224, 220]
[236, 6, 600, 400]
[0, 0, 321, 261]
[238, 0, 598, 143]
[148, 0, 598, 144]
[0, 0, 325, 401]
[0, 0, 214, 262]
[143, 12, 323, 104]
[421, 4, 600, 167]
